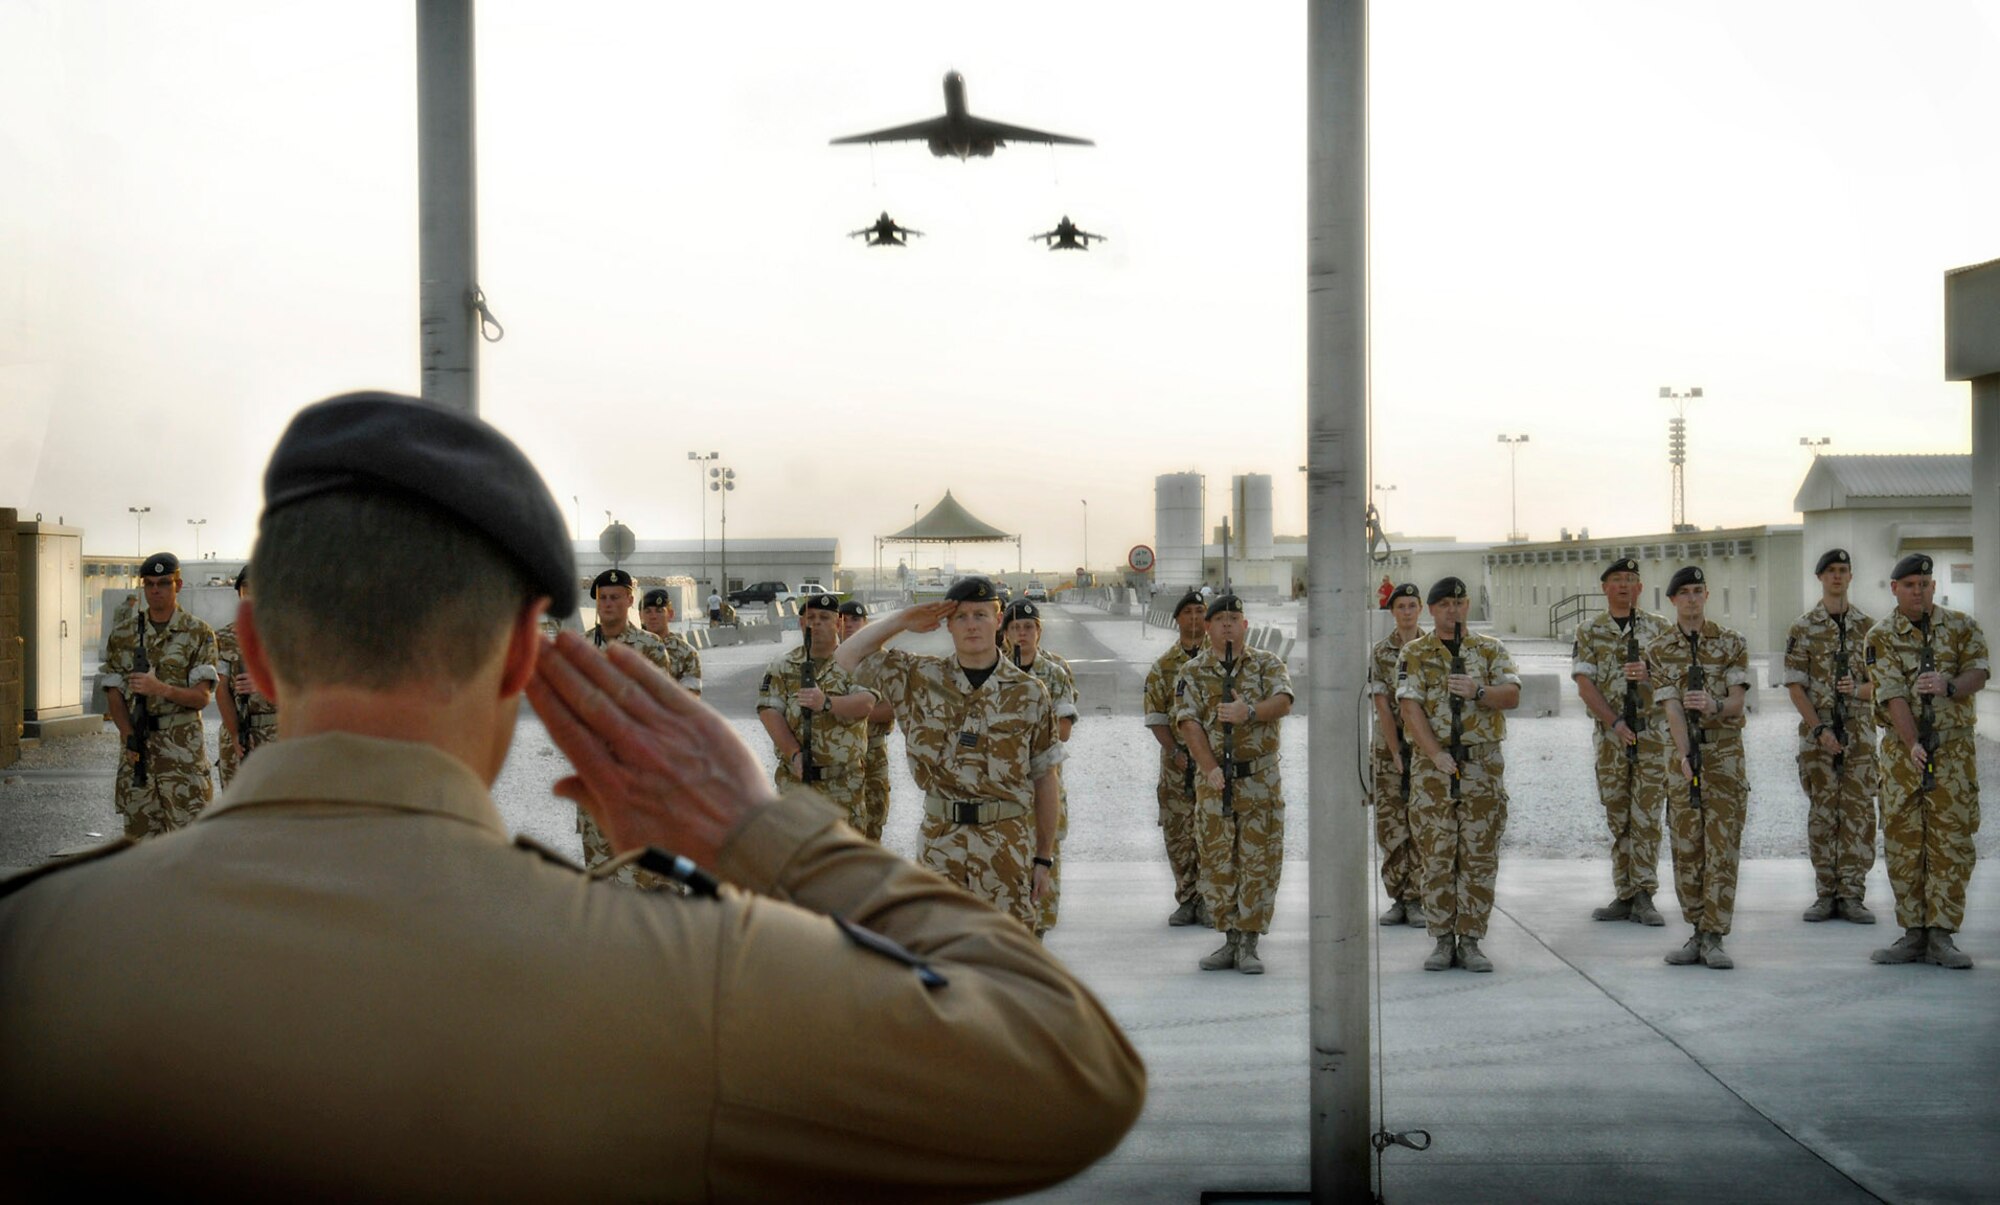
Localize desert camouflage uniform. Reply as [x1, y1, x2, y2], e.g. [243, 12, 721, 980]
[1784, 603, 1880, 903]
[1175, 647, 1294, 936]
[1144, 641, 1205, 910]
[578, 625, 671, 876]
[100, 607, 219, 838]
[1866, 607, 1988, 933]
[861, 648, 1065, 930]
[1647, 622, 1753, 936]
[1019, 650, 1079, 932]
[758, 644, 875, 834]
[1571, 608, 1672, 903]
[847, 655, 894, 842]
[658, 629, 703, 695]
[1368, 629, 1422, 906]
[1397, 631, 1519, 939]
[214, 622, 280, 789]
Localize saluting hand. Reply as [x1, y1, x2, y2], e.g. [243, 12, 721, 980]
[902, 601, 956, 634]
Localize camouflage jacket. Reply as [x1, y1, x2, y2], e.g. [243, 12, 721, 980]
[1395, 631, 1519, 747]
[214, 622, 278, 722]
[846, 654, 895, 747]
[1571, 609, 1671, 733]
[858, 649, 1064, 806]
[587, 624, 669, 672]
[1783, 603, 1877, 737]
[100, 606, 219, 720]
[758, 645, 874, 775]
[1645, 621, 1753, 733]
[1143, 642, 1204, 730]
[1016, 650, 1079, 727]
[1866, 606, 1989, 737]
[658, 630, 703, 693]
[1367, 628, 1423, 745]
[1173, 646, 1294, 764]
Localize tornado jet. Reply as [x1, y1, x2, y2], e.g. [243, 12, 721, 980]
[850, 212, 923, 247]
[830, 72, 1093, 160]
[1030, 216, 1106, 251]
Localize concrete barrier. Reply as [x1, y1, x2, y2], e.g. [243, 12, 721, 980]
[1517, 672, 1564, 718]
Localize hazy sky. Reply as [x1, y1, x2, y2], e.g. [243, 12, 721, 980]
[5, 1, 1996, 573]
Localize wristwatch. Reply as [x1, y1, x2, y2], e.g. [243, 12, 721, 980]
[819, 695, 833, 713]
[1474, 685, 1487, 703]
[1945, 679, 1957, 698]
[1811, 722, 1828, 740]
[1032, 856, 1054, 869]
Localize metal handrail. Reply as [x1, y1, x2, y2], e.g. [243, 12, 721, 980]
[1548, 592, 1603, 638]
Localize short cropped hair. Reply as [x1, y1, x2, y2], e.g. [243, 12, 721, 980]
[251, 491, 535, 689]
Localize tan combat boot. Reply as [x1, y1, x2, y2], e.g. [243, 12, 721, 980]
[1404, 899, 1427, 928]
[1198, 930, 1240, 971]
[1802, 896, 1836, 923]
[1869, 927, 1926, 964]
[1925, 928, 1973, 970]
[1235, 932, 1265, 975]
[1699, 931, 1734, 970]
[1455, 938, 1493, 973]
[1168, 898, 1200, 927]
[1378, 900, 1407, 926]
[1422, 936, 1455, 972]
[1835, 898, 1875, 925]
[1629, 890, 1665, 927]
[1664, 932, 1702, 966]
[1590, 896, 1633, 922]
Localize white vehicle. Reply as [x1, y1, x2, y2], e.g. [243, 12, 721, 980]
[793, 583, 837, 602]
[1023, 580, 1049, 601]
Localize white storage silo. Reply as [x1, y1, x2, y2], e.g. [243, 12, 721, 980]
[1234, 473, 1274, 561]
[1154, 472, 1205, 590]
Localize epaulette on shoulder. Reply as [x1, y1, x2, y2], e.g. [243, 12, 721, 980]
[512, 833, 587, 874]
[0, 837, 138, 900]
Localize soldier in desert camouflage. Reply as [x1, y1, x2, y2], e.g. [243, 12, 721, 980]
[1369, 582, 1425, 928]
[100, 552, 218, 838]
[838, 600, 896, 841]
[1002, 599, 1078, 937]
[577, 568, 671, 874]
[215, 566, 278, 789]
[758, 594, 877, 834]
[1784, 549, 1879, 925]
[1144, 591, 1208, 927]
[638, 587, 703, 697]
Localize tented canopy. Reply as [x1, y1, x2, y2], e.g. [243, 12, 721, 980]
[888, 491, 1013, 542]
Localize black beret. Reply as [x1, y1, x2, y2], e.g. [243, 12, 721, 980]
[1600, 557, 1640, 582]
[1387, 582, 1420, 603]
[1426, 577, 1467, 605]
[1004, 600, 1041, 624]
[262, 392, 578, 618]
[1890, 553, 1933, 581]
[234, 565, 250, 592]
[1667, 565, 1705, 596]
[945, 575, 1000, 603]
[140, 552, 180, 578]
[1814, 548, 1851, 575]
[1171, 590, 1206, 616]
[1205, 593, 1244, 620]
[837, 600, 868, 619]
[591, 568, 634, 598]
[640, 588, 671, 608]
[801, 593, 840, 612]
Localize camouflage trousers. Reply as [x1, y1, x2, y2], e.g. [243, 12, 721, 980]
[775, 761, 870, 838]
[1664, 731, 1746, 935]
[1195, 769, 1285, 936]
[576, 809, 675, 891]
[1156, 751, 1201, 906]
[862, 740, 891, 843]
[1409, 743, 1506, 939]
[115, 716, 213, 839]
[1796, 737, 1879, 902]
[1035, 774, 1071, 933]
[216, 717, 278, 791]
[920, 812, 1036, 930]
[1878, 732, 1981, 932]
[1592, 725, 1667, 900]
[1370, 740, 1419, 903]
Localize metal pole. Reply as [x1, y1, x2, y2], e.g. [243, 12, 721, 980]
[1306, 0, 1372, 1197]
[418, 0, 479, 413]
[1972, 376, 1999, 723]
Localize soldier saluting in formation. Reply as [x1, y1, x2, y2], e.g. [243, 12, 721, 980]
[1396, 578, 1520, 974]
[1864, 553, 1988, 969]
[1783, 549, 1879, 925]
[758, 594, 878, 836]
[1368, 582, 1426, 928]
[1144, 590, 1209, 927]
[99, 551, 219, 838]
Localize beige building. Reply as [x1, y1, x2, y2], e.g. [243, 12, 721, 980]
[1792, 454, 1973, 621]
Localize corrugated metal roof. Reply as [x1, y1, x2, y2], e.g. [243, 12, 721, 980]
[1816, 454, 1970, 499]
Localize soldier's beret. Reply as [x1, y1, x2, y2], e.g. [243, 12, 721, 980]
[1600, 557, 1640, 582]
[234, 565, 250, 592]
[1172, 590, 1206, 616]
[1205, 593, 1244, 620]
[1667, 566, 1705, 597]
[640, 588, 671, 608]
[140, 552, 180, 578]
[1426, 577, 1468, 605]
[801, 593, 840, 613]
[1813, 548, 1851, 575]
[1387, 582, 1420, 603]
[1890, 553, 1933, 581]
[262, 391, 578, 618]
[945, 575, 1000, 603]
[837, 599, 868, 619]
[1004, 600, 1042, 624]
[590, 568, 634, 599]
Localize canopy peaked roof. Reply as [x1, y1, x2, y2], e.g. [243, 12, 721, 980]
[890, 491, 1013, 542]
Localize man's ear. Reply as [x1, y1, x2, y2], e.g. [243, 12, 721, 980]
[499, 600, 551, 698]
[236, 601, 279, 701]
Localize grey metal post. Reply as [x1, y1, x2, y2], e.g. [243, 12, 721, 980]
[418, 0, 479, 413]
[1306, 0, 1372, 1197]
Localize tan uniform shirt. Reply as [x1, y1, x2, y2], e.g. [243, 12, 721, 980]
[859, 649, 1065, 807]
[1367, 628, 1421, 746]
[1571, 609, 1671, 733]
[1144, 642, 1202, 730]
[1646, 621, 1754, 731]
[1867, 606, 1990, 737]
[100, 605, 219, 719]
[1020, 649, 1080, 725]
[587, 622, 670, 672]
[1172, 646, 1295, 764]
[658, 629, 703, 692]
[0, 733, 1143, 1202]
[1396, 631, 1520, 746]
[1784, 603, 1878, 740]
[757, 644, 874, 778]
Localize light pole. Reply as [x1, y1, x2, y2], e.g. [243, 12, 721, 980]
[1662, 386, 1702, 532]
[1496, 434, 1530, 542]
[128, 506, 150, 556]
[1799, 436, 1831, 456]
[186, 518, 206, 560]
[709, 463, 736, 595]
[1080, 499, 1088, 580]
[688, 451, 718, 589]
[571, 495, 579, 541]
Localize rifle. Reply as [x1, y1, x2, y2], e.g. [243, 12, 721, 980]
[1447, 632, 1466, 801]
[1684, 631, 1704, 811]
[126, 616, 155, 789]
[798, 634, 819, 784]
[1220, 641, 1238, 818]
[1829, 616, 1850, 779]
[1917, 619, 1937, 792]
[1623, 628, 1642, 771]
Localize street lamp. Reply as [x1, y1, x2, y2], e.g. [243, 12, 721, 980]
[688, 451, 718, 589]
[1080, 499, 1088, 579]
[709, 462, 736, 595]
[571, 495, 579, 541]
[186, 518, 206, 559]
[128, 506, 150, 556]
[1799, 436, 1831, 455]
[1496, 434, 1530, 542]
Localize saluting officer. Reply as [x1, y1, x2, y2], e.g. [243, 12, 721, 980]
[1397, 577, 1521, 974]
[835, 576, 1064, 931]
[1369, 582, 1426, 927]
[758, 594, 878, 835]
[1003, 599, 1080, 937]
[99, 552, 219, 838]
[1175, 594, 1294, 975]
[1144, 590, 1208, 926]
[579, 568, 672, 873]
[638, 587, 703, 697]
[215, 565, 280, 789]
[1649, 566, 1754, 971]
[1570, 556, 1671, 927]
[1864, 553, 1988, 969]
[837, 600, 896, 841]
[1784, 549, 1879, 924]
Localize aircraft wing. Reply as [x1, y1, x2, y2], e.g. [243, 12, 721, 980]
[829, 117, 948, 145]
[963, 116, 1093, 147]
[901, 228, 925, 238]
